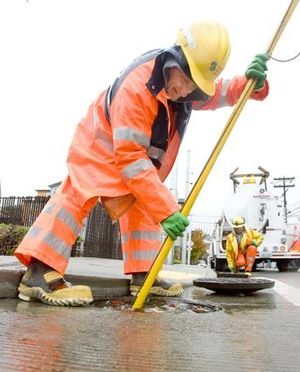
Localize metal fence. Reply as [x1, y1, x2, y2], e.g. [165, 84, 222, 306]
[82, 203, 122, 259]
[0, 196, 50, 226]
[0, 197, 122, 259]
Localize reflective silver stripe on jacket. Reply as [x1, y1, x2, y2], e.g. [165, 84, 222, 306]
[57, 208, 81, 236]
[95, 128, 114, 152]
[114, 127, 150, 149]
[218, 80, 230, 107]
[147, 146, 166, 162]
[43, 231, 71, 260]
[122, 159, 153, 179]
[93, 106, 100, 126]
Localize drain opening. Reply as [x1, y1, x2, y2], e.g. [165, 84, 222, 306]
[94, 297, 222, 314]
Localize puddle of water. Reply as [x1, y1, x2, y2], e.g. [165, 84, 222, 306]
[94, 296, 222, 314]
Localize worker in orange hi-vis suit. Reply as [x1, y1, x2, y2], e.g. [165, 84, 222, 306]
[226, 216, 264, 276]
[15, 20, 270, 306]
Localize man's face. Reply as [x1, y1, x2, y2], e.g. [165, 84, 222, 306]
[234, 227, 243, 234]
[165, 66, 197, 101]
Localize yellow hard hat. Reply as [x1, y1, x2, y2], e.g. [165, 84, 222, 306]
[232, 216, 246, 228]
[176, 20, 231, 96]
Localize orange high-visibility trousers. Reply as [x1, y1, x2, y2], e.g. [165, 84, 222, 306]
[236, 245, 257, 272]
[119, 201, 162, 274]
[15, 177, 99, 274]
[15, 176, 162, 275]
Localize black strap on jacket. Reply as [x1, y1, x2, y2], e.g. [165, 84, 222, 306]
[104, 47, 194, 168]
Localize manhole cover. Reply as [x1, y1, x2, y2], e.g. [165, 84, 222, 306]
[95, 297, 222, 314]
[193, 278, 275, 294]
[217, 272, 250, 278]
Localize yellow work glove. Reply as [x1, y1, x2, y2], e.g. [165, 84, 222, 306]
[228, 264, 236, 273]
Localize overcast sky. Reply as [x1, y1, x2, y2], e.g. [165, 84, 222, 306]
[0, 0, 299, 218]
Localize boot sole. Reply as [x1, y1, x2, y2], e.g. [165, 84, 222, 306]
[18, 283, 93, 306]
[130, 283, 184, 297]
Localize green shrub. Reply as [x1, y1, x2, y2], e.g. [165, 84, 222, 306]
[191, 229, 208, 265]
[172, 246, 182, 264]
[71, 235, 83, 257]
[0, 223, 29, 255]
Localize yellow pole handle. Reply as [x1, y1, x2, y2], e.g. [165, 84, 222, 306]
[132, 0, 299, 310]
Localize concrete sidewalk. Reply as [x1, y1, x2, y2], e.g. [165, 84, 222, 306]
[0, 256, 206, 300]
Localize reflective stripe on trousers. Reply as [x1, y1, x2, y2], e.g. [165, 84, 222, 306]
[119, 201, 162, 274]
[15, 177, 98, 275]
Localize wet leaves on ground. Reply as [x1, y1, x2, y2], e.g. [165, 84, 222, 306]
[95, 297, 222, 314]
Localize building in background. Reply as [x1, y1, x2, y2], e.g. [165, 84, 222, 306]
[35, 188, 50, 197]
[48, 181, 62, 196]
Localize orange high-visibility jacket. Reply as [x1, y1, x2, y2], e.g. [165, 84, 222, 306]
[226, 227, 264, 267]
[67, 48, 269, 225]
[15, 48, 269, 276]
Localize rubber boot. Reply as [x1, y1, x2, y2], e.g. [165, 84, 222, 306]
[130, 272, 183, 297]
[18, 259, 93, 306]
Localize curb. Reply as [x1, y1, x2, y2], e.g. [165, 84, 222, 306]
[65, 274, 130, 300]
[0, 267, 25, 298]
[0, 256, 207, 301]
[0, 256, 130, 300]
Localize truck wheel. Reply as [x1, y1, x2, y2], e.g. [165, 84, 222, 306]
[215, 258, 228, 272]
[252, 261, 257, 272]
[277, 259, 300, 272]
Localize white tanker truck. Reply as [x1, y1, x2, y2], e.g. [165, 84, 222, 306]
[210, 167, 300, 272]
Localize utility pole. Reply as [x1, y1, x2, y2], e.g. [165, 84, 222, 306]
[166, 160, 179, 265]
[169, 158, 178, 199]
[185, 150, 191, 197]
[273, 177, 295, 222]
[182, 150, 192, 265]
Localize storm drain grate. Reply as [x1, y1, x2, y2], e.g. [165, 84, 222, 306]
[95, 297, 222, 313]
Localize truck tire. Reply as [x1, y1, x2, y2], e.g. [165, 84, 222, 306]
[215, 258, 228, 272]
[276, 259, 300, 272]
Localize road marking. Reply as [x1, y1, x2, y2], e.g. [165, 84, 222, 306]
[272, 279, 300, 306]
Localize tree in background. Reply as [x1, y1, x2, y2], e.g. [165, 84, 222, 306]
[173, 246, 182, 264]
[191, 229, 208, 265]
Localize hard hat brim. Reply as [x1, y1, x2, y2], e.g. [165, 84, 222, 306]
[184, 53, 216, 96]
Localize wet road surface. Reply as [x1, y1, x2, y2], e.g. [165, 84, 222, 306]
[0, 270, 299, 371]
